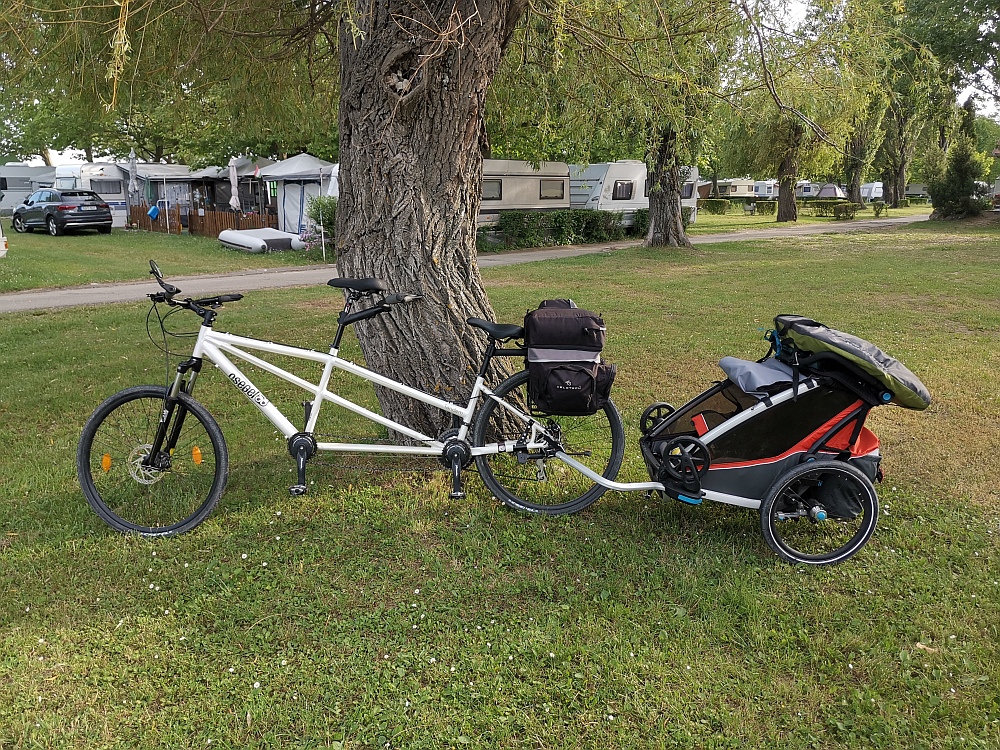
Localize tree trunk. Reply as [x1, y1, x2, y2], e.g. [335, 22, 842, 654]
[337, 1, 526, 437]
[645, 126, 691, 248]
[845, 134, 865, 205]
[776, 121, 803, 222]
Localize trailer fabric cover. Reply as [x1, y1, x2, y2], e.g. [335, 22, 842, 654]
[774, 315, 931, 411]
[718, 357, 795, 396]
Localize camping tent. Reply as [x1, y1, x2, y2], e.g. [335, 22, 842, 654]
[815, 183, 848, 199]
[257, 154, 337, 233]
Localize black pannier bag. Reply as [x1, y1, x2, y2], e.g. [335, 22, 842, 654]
[524, 300, 616, 416]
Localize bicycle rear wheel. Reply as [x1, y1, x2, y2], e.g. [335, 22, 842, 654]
[759, 459, 878, 565]
[77, 385, 228, 536]
[472, 370, 625, 515]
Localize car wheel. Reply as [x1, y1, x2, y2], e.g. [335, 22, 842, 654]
[11, 214, 30, 233]
[98, 226, 112, 235]
[47, 216, 63, 236]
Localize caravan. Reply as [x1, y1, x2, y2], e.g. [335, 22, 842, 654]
[0, 164, 56, 215]
[860, 182, 883, 202]
[570, 160, 699, 226]
[478, 160, 570, 225]
[53, 163, 129, 227]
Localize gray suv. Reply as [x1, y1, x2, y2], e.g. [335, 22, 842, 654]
[12, 189, 113, 236]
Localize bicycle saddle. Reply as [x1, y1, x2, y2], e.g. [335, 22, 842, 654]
[467, 318, 524, 341]
[328, 277, 387, 293]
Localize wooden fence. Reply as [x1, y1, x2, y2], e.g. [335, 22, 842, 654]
[129, 205, 183, 234]
[127, 205, 278, 236]
[188, 209, 278, 238]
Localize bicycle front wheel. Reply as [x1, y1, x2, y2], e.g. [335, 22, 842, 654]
[472, 370, 625, 515]
[77, 385, 228, 536]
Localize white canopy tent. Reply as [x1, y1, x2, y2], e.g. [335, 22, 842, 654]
[257, 154, 338, 233]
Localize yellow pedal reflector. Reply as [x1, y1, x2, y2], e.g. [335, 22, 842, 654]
[192, 446, 203, 465]
[101, 453, 112, 472]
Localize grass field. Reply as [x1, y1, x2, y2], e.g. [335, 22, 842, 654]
[686, 204, 932, 234]
[0, 225, 328, 293]
[1, 215, 998, 748]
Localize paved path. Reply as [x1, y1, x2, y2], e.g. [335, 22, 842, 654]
[0, 214, 928, 313]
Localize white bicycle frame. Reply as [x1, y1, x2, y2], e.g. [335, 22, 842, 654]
[171, 321, 667, 495]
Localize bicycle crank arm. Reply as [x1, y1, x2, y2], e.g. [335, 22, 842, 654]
[554, 451, 665, 493]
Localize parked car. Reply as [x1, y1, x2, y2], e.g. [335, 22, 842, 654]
[11, 189, 113, 236]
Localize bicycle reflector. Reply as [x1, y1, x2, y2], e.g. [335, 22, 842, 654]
[101, 453, 112, 472]
[192, 446, 203, 465]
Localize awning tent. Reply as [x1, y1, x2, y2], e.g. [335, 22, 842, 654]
[257, 154, 337, 233]
[815, 183, 848, 199]
[189, 157, 275, 212]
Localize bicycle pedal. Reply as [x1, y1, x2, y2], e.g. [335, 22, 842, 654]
[289, 484, 308, 497]
[449, 490, 466, 500]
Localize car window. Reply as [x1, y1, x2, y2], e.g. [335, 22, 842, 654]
[59, 191, 104, 203]
[41, 191, 56, 202]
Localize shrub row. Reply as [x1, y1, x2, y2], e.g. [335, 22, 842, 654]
[481, 209, 628, 250]
[833, 203, 862, 220]
[756, 201, 777, 215]
[697, 198, 730, 215]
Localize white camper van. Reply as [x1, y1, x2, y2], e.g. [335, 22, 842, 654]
[54, 163, 129, 227]
[569, 160, 699, 226]
[754, 179, 779, 199]
[477, 160, 570, 226]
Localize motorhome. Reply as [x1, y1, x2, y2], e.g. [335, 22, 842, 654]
[905, 183, 929, 199]
[53, 163, 130, 227]
[860, 182, 883, 202]
[0, 163, 57, 215]
[569, 160, 699, 226]
[477, 160, 570, 226]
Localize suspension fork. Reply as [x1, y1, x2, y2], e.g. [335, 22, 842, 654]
[143, 357, 203, 467]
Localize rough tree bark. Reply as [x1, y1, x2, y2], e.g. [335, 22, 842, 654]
[776, 121, 803, 222]
[845, 132, 865, 206]
[337, 0, 527, 437]
[646, 126, 691, 248]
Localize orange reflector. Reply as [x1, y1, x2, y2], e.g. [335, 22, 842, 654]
[192, 446, 203, 465]
[101, 453, 112, 472]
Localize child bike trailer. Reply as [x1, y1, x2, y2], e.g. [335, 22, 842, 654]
[639, 315, 930, 566]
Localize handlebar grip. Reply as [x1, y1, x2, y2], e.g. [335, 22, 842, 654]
[218, 294, 244, 303]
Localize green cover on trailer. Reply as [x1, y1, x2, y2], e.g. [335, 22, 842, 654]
[774, 315, 931, 411]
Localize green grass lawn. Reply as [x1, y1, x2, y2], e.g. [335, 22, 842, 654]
[1, 217, 998, 748]
[0, 224, 329, 293]
[687, 204, 932, 234]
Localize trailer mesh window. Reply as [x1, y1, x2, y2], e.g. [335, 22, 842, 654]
[539, 179, 564, 200]
[90, 179, 123, 195]
[612, 180, 633, 200]
[482, 179, 502, 201]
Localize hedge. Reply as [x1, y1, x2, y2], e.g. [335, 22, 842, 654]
[833, 202, 862, 220]
[756, 201, 777, 215]
[482, 209, 627, 250]
[697, 198, 730, 215]
[813, 199, 851, 217]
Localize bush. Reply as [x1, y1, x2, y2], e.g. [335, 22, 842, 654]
[496, 211, 545, 249]
[756, 201, 777, 216]
[305, 195, 337, 238]
[872, 201, 888, 218]
[681, 206, 694, 229]
[813, 199, 849, 217]
[927, 135, 986, 218]
[833, 203, 861, 220]
[697, 198, 730, 215]
[492, 209, 625, 249]
[632, 208, 650, 238]
[908, 197, 928, 205]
